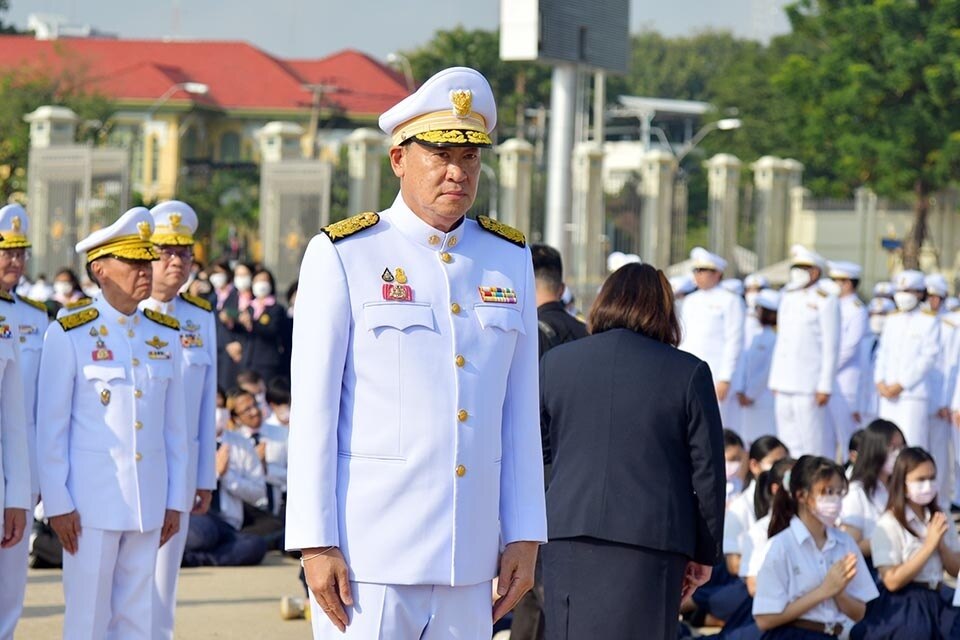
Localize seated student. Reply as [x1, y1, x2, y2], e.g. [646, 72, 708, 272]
[841, 419, 905, 559]
[845, 429, 865, 478]
[726, 430, 751, 503]
[852, 448, 960, 640]
[753, 455, 878, 638]
[236, 368, 272, 422]
[261, 376, 290, 518]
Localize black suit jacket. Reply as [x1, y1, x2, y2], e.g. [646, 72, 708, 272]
[540, 328, 725, 565]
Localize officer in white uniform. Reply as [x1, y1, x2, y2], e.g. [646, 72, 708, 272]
[142, 201, 218, 640]
[858, 297, 895, 426]
[285, 67, 546, 639]
[743, 273, 769, 346]
[768, 245, 840, 458]
[875, 270, 940, 453]
[924, 274, 954, 503]
[734, 289, 779, 445]
[0, 204, 48, 640]
[827, 261, 867, 459]
[678, 247, 745, 432]
[37, 207, 189, 640]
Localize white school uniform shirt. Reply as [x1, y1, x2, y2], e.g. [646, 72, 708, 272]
[769, 284, 841, 395]
[753, 517, 878, 625]
[36, 299, 190, 531]
[874, 308, 940, 400]
[836, 295, 868, 403]
[871, 508, 960, 587]
[259, 416, 288, 514]
[678, 286, 744, 384]
[742, 513, 771, 578]
[0, 302, 29, 513]
[285, 195, 547, 587]
[840, 480, 888, 541]
[218, 429, 267, 530]
[723, 480, 757, 555]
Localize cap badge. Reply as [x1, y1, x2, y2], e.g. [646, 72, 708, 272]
[11, 216, 20, 232]
[169, 213, 182, 228]
[137, 221, 151, 241]
[450, 89, 472, 118]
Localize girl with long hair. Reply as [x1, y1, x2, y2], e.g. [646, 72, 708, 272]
[753, 456, 877, 638]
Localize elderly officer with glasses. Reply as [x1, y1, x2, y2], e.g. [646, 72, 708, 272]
[141, 201, 218, 640]
[37, 207, 189, 640]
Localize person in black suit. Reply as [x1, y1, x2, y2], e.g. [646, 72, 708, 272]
[540, 262, 726, 640]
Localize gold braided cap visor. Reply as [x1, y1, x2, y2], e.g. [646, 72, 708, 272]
[392, 110, 492, 147]
[151, 223, 195, 246]
[86, 235, 161, 262]
[0, 231, 30, 249]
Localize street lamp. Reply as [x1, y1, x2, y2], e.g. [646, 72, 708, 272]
[386, 52, 416, 92]
[145, 81, 209, 120]
[675, 118, 742, 163]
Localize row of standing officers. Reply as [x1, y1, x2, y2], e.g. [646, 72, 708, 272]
[0, 200, 219, 639]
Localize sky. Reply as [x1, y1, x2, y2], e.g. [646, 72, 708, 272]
[11, 0, 793, 60]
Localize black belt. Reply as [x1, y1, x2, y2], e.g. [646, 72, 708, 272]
[789, 618, 843, 636]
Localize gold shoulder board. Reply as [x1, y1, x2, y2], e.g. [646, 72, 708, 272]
[853, 298, 863, 308]
[65, 297, 93, 310]
[321, 212, 380, 243]
[143, 308, 180, 331]
[179, 292, 212, 312]
[57, 308, 99, 332]
[0, 289, 13, 303]
[17, 295, 48, 313]
[817, 288, 829, 298]
[923, 308, 937, 316]
[944, 318, 958, 329]
[476, 215, 526, 248]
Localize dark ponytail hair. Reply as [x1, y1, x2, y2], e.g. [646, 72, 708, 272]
[747, 435, 788, 486]
[768, 455, 847, 538]
[887, 447, 940, 538]
[754, 457, 795, 520]
[850, 419, 904, 500]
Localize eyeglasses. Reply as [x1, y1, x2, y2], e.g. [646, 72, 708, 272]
[0, 249, 28, 263]
[159, 247, 194, 262]
[234, 404, 260, 416]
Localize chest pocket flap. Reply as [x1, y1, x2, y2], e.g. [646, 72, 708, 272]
[363, 302, 436, 332]
[474, 304, 526, 334]
[183, 348, 212, 367]
[82, 365, 126, 382]
[146, 362, 173, 379]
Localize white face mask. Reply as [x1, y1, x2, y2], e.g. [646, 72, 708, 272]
[252, 281, 272, 299]
[813, 494, 842, 526]
[725, 460, 742, 480]
[209, 273, 228, 290]
[745, 291, 759, 309]
[234, 275, 252, 292]
[869, 315, 886, 335]
[883, 448, 901, 475]
[894, 292, 919, 312]
[789, 267, 812, 288]
[906, 479, 937, 506]
[273, 405, 290, 425]
[53, 281, 73, 297]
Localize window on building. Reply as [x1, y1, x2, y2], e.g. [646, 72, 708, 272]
[220, 132, 241, 163]
[150, 134, 160, 183]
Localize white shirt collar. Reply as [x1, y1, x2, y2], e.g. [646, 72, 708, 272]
[387, 192, 467, 253]
[790, 515, 837, 551]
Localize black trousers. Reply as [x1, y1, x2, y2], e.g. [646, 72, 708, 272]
[542, 537, 687, 640]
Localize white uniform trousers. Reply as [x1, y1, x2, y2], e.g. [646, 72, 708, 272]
[929, 415, 953, 506]
[828, 392, 857, 461]
[719, 394, 741, 437]
[775, 392, 835, 459]
[953, 424, 960, 505]
[153, 511, 190, 640]
[309, 581, 492, 640]
[879, 397, 930, 450]
[0, 504, 34, 640]
[739, 402, 776, 448]
[63, 526, 161, 640]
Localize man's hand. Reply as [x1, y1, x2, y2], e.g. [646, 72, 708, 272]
[159, 509, 181, 547]
[938, 407, 952, 421]
[50, 510, 82, 555]
[1, 508, 26, 548]
[716, 381, 731, 402]
[225, 341, 243, 363]
[737, 392, 754, 408]
[852, 412, 862, 425]
[237, 311, 253, 332]
[192, 489, 213, 515]
[493, 541, 538, 623]
[885, 383, 904, 400]
[680, 562, 712, 602]
[302, 547, 353, 632]
[815, 392, 830, 407]
[215, 444, 231, 477]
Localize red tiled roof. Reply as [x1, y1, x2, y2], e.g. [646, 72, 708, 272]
[0, 36, 409, 117]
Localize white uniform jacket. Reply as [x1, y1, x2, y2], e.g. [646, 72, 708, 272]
[286, 195, 547, 586]
[769, 284, 840, 395]
[11, 295, 49, 499]
[37, 299, 190, 531]
[679, 286, 744, 384]
[874, 309, 940, 400]
[141, 294, 218, 495]
[835, 295, 867, 401]
[0, 297, 29, 512]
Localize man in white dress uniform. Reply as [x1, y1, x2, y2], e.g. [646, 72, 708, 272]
[144, 201, 218, 640]
[285, 67, 547, 639]
[37, 207, 189, 639]
[827, 261, 867, 459]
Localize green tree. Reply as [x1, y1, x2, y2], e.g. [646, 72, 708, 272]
[773, 0, 960, 267]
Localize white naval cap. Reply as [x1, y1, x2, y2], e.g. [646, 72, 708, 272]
[925, 273, 949, 297]
[379, 66, 497, 148]
[721, 278, 744, 296]
[895, 269, 926, 291]
[0, 203, 30, 249]
[606, 251, 641, 273]
[744, 273, 768, 290]
[756, 288, 781, 311]
[868, 297, 896, 314]
[789, 244, 827, 270]
[828, 261, 862, 280]
[76, 206, 159, 263]
[690, 246, 727, 272]
[945, 296, 960, 312]
[670, 274, 696, 296]
[149, 200, 198, 246]
[873, 281, 894, 297]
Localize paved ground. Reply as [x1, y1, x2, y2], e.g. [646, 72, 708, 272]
[19, 552, 312, 639]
